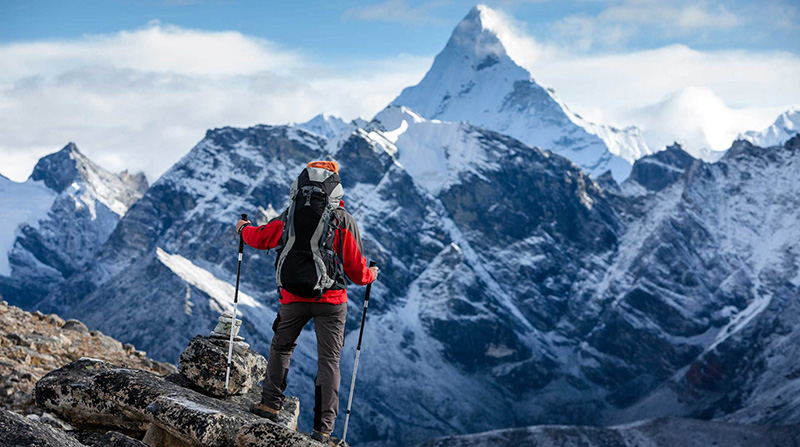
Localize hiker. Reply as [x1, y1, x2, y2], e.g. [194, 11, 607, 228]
[235, 160, 378, 445]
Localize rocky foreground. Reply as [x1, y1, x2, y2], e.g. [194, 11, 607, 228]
[0, 301, 337, 447]
[0, 299, 175, 415]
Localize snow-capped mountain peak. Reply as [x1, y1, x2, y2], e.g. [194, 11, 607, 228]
[739, 106, 800, 148]
[294, 113, 349, 139]
[391, 5, 651, 180]
[0, 142, 148, 307]
[30, 142, 147, 216]
[440, 5, 527, 76]
[29, 142, 88, 193]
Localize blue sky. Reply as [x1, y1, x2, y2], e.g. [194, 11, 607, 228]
[1, 0, 799, 181]
[3, 0, 798, 57]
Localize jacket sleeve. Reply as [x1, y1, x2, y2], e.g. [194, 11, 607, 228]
[336, 212, 375, 285]
[241, 216, 284, 250]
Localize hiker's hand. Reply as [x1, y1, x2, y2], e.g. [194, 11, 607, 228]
[236, 219, 251, 234]
[369, 266, 379, 280]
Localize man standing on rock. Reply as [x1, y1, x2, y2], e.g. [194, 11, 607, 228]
[235, 161, 378, 445]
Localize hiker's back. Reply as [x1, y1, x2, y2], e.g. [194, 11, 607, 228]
[274, 162, 346, 299]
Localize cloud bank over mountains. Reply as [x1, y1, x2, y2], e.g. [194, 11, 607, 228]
[0, 5, 798, 182]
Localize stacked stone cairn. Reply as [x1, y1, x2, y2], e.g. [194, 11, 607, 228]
[17, 310, 336, 447]
[179, 310, 266, 397]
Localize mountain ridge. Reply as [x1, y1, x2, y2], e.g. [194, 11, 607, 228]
[0, 142, 148, 307]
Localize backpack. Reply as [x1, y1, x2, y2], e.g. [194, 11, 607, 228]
[274, 164, 347, 299]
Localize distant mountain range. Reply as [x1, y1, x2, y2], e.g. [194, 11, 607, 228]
[1, 5, 799, 447]
[739, 107, 800, 148]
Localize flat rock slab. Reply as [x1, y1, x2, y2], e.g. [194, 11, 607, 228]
[219, 384, 300, 432]
[0, 408, 84, 447]
[35, 358, 147, 431]
[146, 394, 259, 447]
[179, 336, 267, 397]
[236, 422, 317, 447]
[35, 359, 310, 447]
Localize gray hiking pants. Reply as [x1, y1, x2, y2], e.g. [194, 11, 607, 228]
[261, 302, 347, 434]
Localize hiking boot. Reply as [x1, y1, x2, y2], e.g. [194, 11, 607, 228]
[249, 402, 279, 422]
[311, 430, 339, 446]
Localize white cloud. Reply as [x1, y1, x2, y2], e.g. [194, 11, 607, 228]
[0, 23, 432, 182]
[547, 1, 741, 51]
[468, 5, 800, 154]
[475, 5, 557, 69]
[1, 9, 798, 185]
[632, 86, 776, 157]
[525, 44, 800, 153]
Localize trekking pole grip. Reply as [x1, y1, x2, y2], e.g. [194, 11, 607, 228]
[365, 261, 376, 302]
[238, 214, 248, 252]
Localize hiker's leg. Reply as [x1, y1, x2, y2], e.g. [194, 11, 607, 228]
[312, 303, 347, 434]
[261, 303, 312, 410]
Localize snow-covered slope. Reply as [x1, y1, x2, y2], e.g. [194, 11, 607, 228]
[391, 5, 651, 180]
[739, 107, 800, 147]
[417, 417, 800, 447]
[31, 120, 800, 447]
[0, 176, 56, 276]
[0, 143, 147, 307]
[35, 118, 621, 446]
[294, 113, 349, 139]
[608, 136, 800, 425]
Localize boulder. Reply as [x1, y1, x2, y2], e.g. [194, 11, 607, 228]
[146, 394, 257, 447]
[35, 358, 147, 431]
[179, 335, 267, 397]
[36, 359, 307, 447]
[166, 374, 300, 432]
[61, 319, 89, 333]
[0, 408, 84, 447]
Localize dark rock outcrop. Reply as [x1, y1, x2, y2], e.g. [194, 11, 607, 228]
[0, 408, 84, 447]
[35, 358, 147, 431]
[35, 359, 312, 447]
[627, 143, 696, 192]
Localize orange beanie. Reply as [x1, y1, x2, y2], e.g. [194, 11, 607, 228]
[306, 160, 339, 173]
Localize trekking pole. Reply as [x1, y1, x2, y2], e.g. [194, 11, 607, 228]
[342, 260, 377, 445]
[225, 213, 248, 393]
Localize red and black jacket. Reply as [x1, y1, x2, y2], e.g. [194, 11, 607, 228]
[241, 200, 375, 305]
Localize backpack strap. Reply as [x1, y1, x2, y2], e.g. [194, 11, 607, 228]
[332, 210, 348, 288]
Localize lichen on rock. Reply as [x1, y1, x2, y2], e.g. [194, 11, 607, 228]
[179, 335, 267, 397]
[36, 358, 309, 447]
